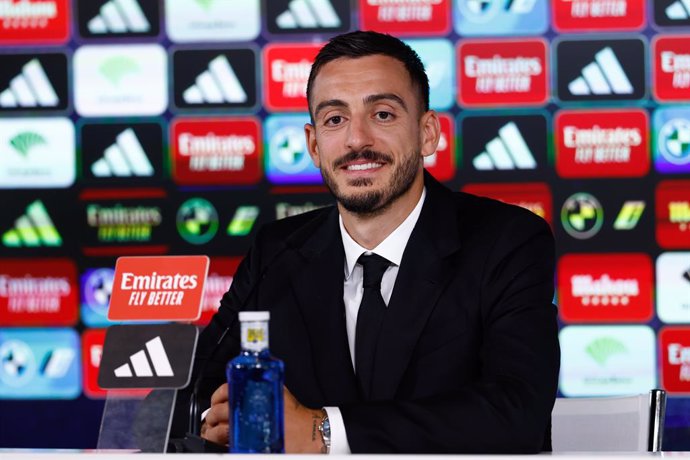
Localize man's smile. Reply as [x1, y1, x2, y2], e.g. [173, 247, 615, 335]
[344, 162, 384, 171]
[333, 150, 393, 174]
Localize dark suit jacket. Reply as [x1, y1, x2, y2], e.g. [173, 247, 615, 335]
[172, 172, 560, 453]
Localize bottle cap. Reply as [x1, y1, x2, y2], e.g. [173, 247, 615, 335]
[239, 311, 270, 322]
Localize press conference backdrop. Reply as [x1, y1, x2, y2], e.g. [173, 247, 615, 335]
[0, 0, 689, 450]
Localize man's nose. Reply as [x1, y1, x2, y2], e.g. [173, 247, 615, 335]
[345, 117, 374, 152]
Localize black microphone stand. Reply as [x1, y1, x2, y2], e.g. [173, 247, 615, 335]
[169, 236, 300, 453]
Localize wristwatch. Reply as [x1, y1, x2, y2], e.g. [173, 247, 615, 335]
[318, 410, 331, 454]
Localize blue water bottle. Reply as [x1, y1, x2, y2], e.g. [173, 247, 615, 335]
[227, 311, 285, 453]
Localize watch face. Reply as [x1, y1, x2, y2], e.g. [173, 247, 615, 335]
[319, 414, 331, 450]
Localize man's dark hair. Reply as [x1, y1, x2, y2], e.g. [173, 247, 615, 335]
[306, 30, 429, 119]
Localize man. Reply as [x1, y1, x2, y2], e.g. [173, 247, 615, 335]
[173, 30, 560, 453]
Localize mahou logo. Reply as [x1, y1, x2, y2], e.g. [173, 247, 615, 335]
[462, 182, 552, 226]
[555, 109, 649, 178]
[660, 327, 690, 394]
[0, 258, 77, 326]
[656, 180, 690, 249]
[553, 0, 645, 31]
[653, 35, 690, 102]
[171, 117, 262, 186]
[423, 113, 455, 182]
[0, 0, 69, 44]
[458, 39, 548, 107]
[558, 253, 653, 323]
[359, 0, 450, 36]
[263, 43, 320, 112]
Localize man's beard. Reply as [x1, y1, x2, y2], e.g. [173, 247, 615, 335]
[320, 149, 421, 216]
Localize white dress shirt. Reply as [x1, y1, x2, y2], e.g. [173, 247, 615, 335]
[324, 188, 426, 454]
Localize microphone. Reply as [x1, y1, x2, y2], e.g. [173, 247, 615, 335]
[181, 233, 301, 450]
[169, 209, 331, 453]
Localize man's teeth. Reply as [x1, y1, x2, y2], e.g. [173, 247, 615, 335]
[346, 163, 381, 171]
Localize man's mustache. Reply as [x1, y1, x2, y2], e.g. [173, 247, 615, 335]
[332, 150, 393, 169]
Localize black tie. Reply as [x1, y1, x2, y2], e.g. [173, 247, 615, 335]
[355, 253, 390, 400]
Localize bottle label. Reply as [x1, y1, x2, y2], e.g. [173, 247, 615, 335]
[241, 320, 269, 351]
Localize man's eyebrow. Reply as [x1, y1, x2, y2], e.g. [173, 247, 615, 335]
[313, 99, 347, 119]
[364, 93, 408, 112]
[313, 93, 409, 119]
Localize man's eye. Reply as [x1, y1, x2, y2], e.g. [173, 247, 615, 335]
[376, 111, 393, 120]
[326, 116, 342, 125]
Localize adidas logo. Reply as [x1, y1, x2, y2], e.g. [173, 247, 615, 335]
[2, 200, 62, 247]
[88, 0, 151, 34]
[276, 0, 341, 29]
[113, 336, 174, 378]
[183, 55, 247, 104]
[568, 47, 633, 96]
[0, 59, 59, 108]
[91, 128, 154, 177]
[666, 0, 690, 19]
[472, 122, 537, 170]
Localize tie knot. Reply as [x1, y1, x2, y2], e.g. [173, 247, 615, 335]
[358, 253, 390, 289]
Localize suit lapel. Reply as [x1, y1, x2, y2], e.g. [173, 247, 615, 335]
[291, 208, 359, 405]
[371, 173, 464, 400]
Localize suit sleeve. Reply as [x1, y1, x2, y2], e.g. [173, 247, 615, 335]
[339, 212, 560, 453]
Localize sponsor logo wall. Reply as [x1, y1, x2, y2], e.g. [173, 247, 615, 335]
[0, 0, 688, 450]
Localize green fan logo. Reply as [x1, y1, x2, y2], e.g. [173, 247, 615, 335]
[176, 198, 219, 245]
[585, 337, 627, 366]
[195, 0, 215, 10]
[99, 56, 140, 86]
[9, 132, 47, 156]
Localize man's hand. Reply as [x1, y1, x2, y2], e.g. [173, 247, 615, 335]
[284, 386, 326, 454]
[200, 383, 326, 453]
[201, 383, 230, 445]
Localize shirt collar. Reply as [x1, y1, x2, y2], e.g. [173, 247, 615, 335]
[340, 187, 426, 280]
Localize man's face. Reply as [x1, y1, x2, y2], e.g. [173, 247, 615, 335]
[305, 54, 439, 216]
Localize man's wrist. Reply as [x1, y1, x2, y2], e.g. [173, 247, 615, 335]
[308, 409, 327, 453]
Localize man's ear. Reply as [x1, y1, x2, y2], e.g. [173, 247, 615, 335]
[304, 123, 321, 168]
[420, 110, 441, 158]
